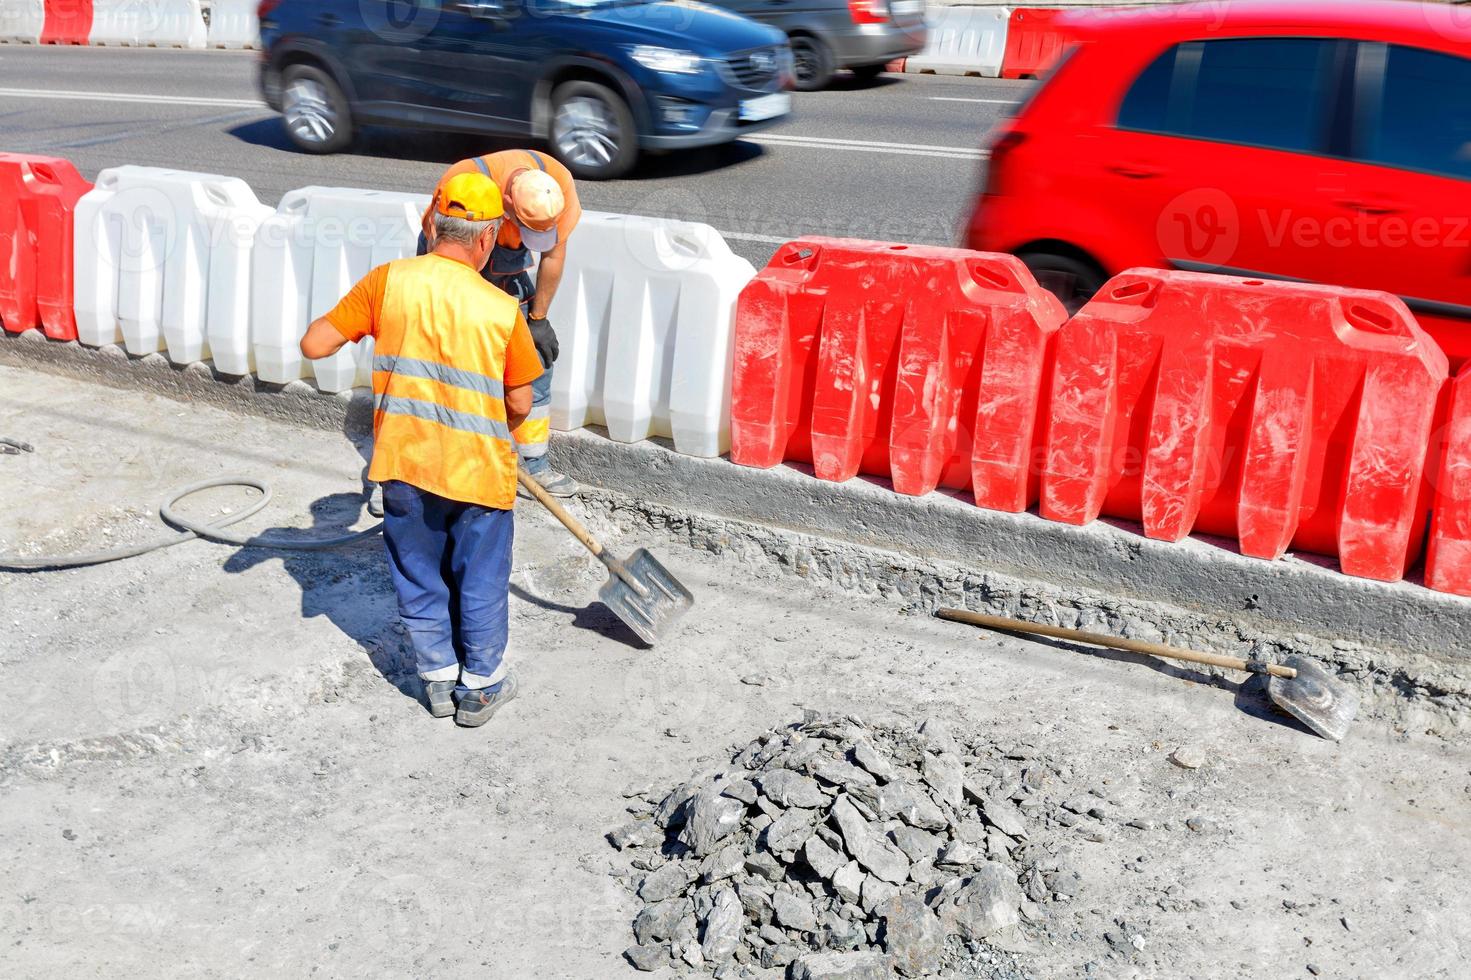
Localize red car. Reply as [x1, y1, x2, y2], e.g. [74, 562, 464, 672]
[967, 0, 1471, 363]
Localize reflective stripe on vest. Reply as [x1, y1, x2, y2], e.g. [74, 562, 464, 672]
[366, 254, 523, 509]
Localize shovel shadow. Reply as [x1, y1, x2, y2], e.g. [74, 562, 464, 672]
[508, 581, 648, 651]
[996, 632, 1319, 736]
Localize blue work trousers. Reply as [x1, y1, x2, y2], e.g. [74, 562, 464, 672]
[381, 481, 513, 695]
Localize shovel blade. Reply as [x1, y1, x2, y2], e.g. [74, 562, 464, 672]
[1268, 655, 1359, 742]
[598, 548, 694, 646]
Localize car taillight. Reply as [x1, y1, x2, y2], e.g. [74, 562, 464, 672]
[257, 0, 282, 20]
[848, 0, 890, 25]
[984, 127, 1027, 198]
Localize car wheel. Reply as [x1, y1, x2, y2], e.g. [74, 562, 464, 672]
[1018, 251, 1107, 315]
[850, 64, 886, 82]
[551, 80, 639, 180]
[790, 35, 835, 91]
[281, 63, 353, 154]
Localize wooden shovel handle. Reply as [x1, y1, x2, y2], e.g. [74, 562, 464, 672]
[516, 470, 650, 598]
[935, 609, 1298, 680]
[517, 469, 603, 559]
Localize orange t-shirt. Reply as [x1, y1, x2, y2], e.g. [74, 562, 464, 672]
[429, 149, 582, 252]
[326, 261, 543, 389]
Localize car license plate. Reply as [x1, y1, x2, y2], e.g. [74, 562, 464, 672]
[892, 0, 923, 15]
[741, 93, 791, 123]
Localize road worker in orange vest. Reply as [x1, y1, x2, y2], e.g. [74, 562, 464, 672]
[300, 171, 544, 728]
[421, 149, 584, 499]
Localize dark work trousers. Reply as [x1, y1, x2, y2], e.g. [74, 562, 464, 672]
[380, 481, 513, 696]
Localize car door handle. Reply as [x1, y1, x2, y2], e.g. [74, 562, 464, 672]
[315, 12, 341, 26]
[1108, 163, 1163, 179]
[1336, 198, 1403, 215]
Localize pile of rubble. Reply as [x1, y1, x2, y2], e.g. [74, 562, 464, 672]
[608, 716, 1076, 978]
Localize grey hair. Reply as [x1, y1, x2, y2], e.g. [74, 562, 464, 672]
[432, 212, 498, 247]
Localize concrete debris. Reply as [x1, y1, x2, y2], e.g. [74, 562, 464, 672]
[880, 894, 946, 977]
[612, 716, 1057, 977]
[681, 789, 747, 856]
[789, 950, 893, 980]
[937, 863, 1023, 941]
[1169, 745, 1208, 770]
[701, 887, 744, 963]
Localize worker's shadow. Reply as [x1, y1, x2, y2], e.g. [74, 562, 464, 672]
[220, 490, 420, 703]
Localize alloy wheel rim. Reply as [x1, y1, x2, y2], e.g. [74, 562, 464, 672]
[792, 40, 819, 83]
[553, 96, 619, 168]
[284, 78, 337, 144]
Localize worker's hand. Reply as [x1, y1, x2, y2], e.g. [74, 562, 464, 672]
[528, 314, 559, 366]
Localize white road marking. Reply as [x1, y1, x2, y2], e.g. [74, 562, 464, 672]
[0, 87, 262, 108]
[929, 96, 1019, 106]
[718, 231, 796, 246]
[0, 86, 989, 162]
[746, 132, 987, 161]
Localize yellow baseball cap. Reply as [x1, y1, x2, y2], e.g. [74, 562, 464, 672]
[435, 172, 505, 222]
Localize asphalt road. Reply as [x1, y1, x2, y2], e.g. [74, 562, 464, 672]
[0, 44, 1029, 267]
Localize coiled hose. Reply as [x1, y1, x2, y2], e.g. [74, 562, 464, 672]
[0, 476, 383, 571]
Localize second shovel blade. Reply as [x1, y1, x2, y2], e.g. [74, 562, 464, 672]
[1267, 655, 1359, 742]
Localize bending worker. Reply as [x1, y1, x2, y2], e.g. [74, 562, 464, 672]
[300, 172, 544, 728]
[423, 149, 582, 497]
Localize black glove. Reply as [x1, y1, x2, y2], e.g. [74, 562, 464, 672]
[528, 314, 559, 366]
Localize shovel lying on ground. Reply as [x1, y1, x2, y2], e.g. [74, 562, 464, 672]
[518, 470, 693, 646]
[935, 608, 1359, 742]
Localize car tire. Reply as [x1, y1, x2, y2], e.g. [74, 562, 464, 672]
[280, 63, 353, 155]
[850, 64, 887, 83]
[790, 35, 835, 92]
[1018, 251, 1108, 315]
[551, 80, 639, 181]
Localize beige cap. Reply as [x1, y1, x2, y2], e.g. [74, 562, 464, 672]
[510, 169, 566, 251]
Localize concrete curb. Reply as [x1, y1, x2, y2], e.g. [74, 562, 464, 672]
[5, 329, 1468, 725]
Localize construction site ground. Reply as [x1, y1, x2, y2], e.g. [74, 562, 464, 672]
[1, 363, 1467, 979]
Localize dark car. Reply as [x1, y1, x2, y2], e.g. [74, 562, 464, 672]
[705, 0, 926, 90]
[257, 0, 795, 179]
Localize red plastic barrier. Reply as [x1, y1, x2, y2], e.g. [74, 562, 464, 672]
[1040, 270, 1448, 582]
[730, 238, 1066, 508]
[40, 0, 91, 44]
[1002, 8, 1068, 80]
[1426, 365, 1471, 595]
[0, 154, 92, 341]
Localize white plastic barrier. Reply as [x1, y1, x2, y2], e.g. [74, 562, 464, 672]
[0, 0, 44, 43]
[205, 0, 258, 48]
[204, 194, 273, 375]
[251, 186, 427, 393]
[907, 6, 1010, 77]
[547, 212, 755, 458]
[89, 0, 207, 48]
[73, 165, 269, 363]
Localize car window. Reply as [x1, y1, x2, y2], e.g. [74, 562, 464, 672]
[1118, 38, 1339, 155]
[1356, 45, 1471, 180]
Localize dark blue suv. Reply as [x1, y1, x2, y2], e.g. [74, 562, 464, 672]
[257, 0, 795, 179]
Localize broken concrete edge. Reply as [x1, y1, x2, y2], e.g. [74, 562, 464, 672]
[5, 330, 1468, 726]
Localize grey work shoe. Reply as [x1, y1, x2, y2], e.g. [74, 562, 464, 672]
[366, 482, 384, 519]
[423, 679, 456, 718]
[455, 674, 519, 729]
[518, 469, 579, 499]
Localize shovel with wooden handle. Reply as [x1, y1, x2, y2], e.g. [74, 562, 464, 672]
[935, 608, 1358, 742]
[518, 470, 693, 646]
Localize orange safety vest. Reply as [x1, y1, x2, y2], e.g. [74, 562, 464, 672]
[367, 254, 524, 510]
